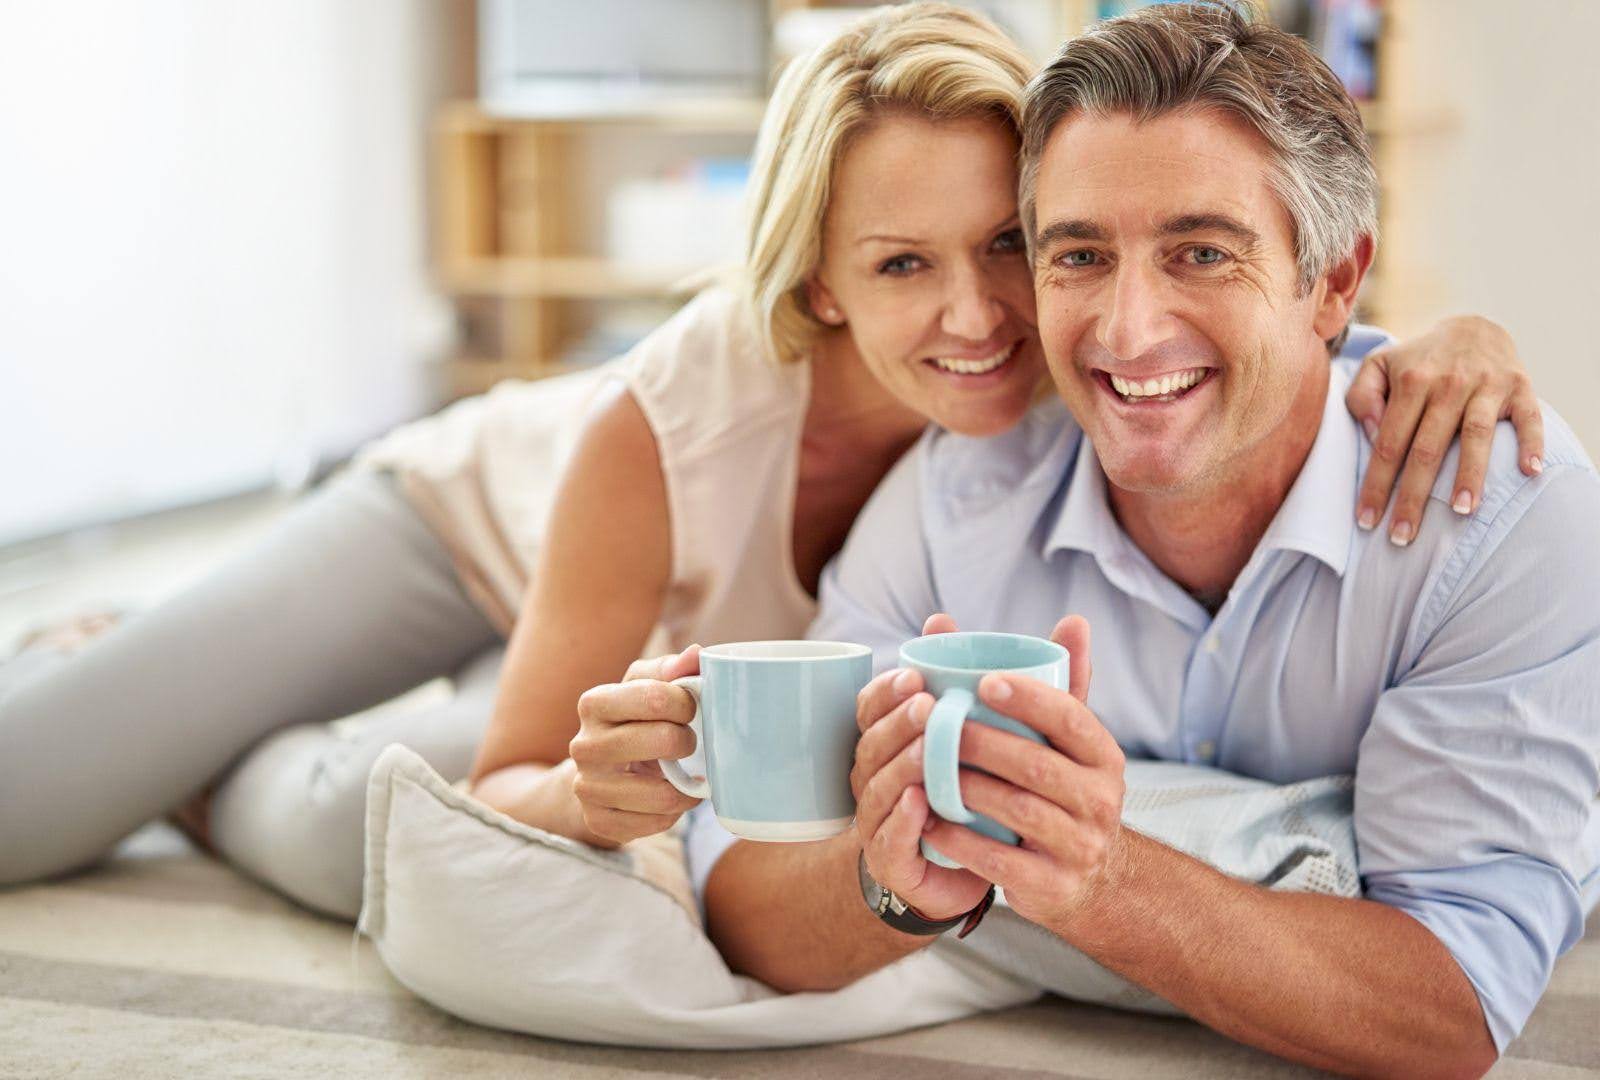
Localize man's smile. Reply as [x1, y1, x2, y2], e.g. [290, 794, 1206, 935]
[1092, 365, 1218, 406]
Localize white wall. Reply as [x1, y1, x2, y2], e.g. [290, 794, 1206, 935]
[1388, 0, 1600, 457]
[0, 1, 453, 545]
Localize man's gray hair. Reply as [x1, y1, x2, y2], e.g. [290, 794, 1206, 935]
[1020, 2, 1378, 306]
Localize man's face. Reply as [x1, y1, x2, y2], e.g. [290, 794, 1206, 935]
[1031, 107, 1333, 497]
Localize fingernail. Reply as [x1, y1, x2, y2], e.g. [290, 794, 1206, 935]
[893, 669, 917, 695]
[911, 737, 924, 764]
[923, 814, 938, 833]
[1530, 456, 1544, 475]
[1389, 521, 1414, 547]
[984, 675, 1012, 702]
[1362, 417, 1379, 443]
[1357, 507, 1377, 530]
[911, 695, 931, 728]
[1452, 490, 1472, 515]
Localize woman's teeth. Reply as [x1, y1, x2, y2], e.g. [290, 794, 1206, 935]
[1109, 367, 1208, 402]
[930, 343, 1015, 375]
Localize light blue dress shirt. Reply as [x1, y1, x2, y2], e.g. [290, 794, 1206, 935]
[686, 332, 1600, 1049]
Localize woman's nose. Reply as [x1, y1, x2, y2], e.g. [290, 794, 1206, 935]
[941, 268, 1005, 343]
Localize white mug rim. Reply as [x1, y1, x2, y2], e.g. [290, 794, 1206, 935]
[898, 630, 1066, 674]
[700, 640, 871, 662]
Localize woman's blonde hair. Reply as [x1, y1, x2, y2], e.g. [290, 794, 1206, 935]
[742, 3, 1033, 364]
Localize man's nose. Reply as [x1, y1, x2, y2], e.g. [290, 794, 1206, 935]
[940, 265, 1005, 343]
[1098, 262, 1177, 361]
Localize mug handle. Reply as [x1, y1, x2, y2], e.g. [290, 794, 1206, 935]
[657, 675, 710, 800]
[923, 688, 979, 825]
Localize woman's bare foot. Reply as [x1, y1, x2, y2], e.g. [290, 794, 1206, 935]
[168, 784, 218, 856]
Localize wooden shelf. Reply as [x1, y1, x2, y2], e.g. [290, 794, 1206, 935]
[438, 255, 709, 300]
[440, 98, 767, 136]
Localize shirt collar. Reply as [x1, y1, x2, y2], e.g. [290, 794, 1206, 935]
[1042, 364, 1362, 579]
[1042, 426, 1126, 562]
[1255, 363, 1361, 576]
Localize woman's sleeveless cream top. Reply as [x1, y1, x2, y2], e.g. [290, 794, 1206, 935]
[353, 288, 818, 655]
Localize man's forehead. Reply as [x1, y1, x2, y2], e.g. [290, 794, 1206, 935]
[1034, 108, 1282, 236]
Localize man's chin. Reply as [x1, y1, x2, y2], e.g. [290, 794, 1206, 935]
[1096, 444, 1209, 497]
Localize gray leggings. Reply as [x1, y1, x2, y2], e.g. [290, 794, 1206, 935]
[0, 469, 504, 920]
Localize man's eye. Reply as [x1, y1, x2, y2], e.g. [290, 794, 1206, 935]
[1059, 250, 1099, 268]
[878, 255, 923, 276]
[991, 228, 1025, 254]
[1190, 246, 1227, 265]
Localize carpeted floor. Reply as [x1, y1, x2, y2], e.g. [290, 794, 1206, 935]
[0, 821, 1594, 1079]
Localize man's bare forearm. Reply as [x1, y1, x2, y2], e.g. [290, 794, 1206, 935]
[703, 832, 936, 992]
[1058, 830, 1496, 1079]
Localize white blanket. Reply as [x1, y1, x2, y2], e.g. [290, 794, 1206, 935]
[357, 744, 1357, 1048]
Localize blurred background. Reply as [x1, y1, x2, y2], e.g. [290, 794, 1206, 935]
[3, 0, 1598, 640]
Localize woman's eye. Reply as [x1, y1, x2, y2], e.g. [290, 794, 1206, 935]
[1189, 246, 1227, 265]
[991, 228, 1025, 254]
[878, 254, 924, 276]
[1059, 249, 1099, 268]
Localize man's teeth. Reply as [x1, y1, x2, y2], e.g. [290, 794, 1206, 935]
[1109, 368, 1207, 399]
[930, 343, 1015, 375]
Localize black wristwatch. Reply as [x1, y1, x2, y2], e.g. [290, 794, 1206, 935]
[857, 852, 996, 938]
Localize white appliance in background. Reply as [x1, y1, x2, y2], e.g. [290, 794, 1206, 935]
[478, 0, 769, 118]
[605, 159, 749, 272]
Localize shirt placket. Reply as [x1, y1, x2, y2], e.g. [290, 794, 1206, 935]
[1177, 552, 1280, 766]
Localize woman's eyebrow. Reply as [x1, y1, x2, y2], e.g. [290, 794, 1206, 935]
[857, 214, 1018, 247]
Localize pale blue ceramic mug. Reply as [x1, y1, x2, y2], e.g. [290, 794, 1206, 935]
[658, 641, 872, 842]
[900, 631, 1070, 869]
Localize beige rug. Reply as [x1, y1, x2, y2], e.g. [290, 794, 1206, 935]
[0, 822, 1593, 1079]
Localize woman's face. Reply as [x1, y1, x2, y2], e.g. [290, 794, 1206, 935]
[810, 111, 1042, 437]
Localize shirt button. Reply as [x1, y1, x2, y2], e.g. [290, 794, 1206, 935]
[1196, 740, 1216, 762]
[1203, 634, 1221, 654]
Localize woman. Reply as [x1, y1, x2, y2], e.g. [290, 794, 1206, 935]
[0, 3, 1540, 921]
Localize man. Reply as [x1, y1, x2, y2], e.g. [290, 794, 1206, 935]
[682, 5, 1600, 1076]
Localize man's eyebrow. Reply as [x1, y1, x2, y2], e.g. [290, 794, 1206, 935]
[1034, 219, 1108, 248]
[1160, 213, 1261, 246]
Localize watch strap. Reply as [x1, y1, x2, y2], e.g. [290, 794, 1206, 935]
[858, 852, 997, 937]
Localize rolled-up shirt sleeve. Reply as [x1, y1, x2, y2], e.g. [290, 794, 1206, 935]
[685, 433, 939, 904]
[1355, 464, 1600, 1050]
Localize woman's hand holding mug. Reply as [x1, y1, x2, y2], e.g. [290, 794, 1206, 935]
[569, 646, 706, 846]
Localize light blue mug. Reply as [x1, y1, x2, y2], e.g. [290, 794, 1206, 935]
[900, 632, 1069, 869]
[658, 641, 872, 842]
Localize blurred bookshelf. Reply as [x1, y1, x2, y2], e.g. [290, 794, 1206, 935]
[431, 0, 1447, 398]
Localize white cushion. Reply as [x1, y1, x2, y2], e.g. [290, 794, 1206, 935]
[357, 744, 1040, 1049]
[359, 745, 1358, 1046]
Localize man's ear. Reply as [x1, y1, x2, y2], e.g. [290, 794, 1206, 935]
[805, 275, 845, 326]
[1312, 233, 1375, 341]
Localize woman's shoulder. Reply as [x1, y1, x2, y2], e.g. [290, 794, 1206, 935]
[624, 285, 807, 452]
